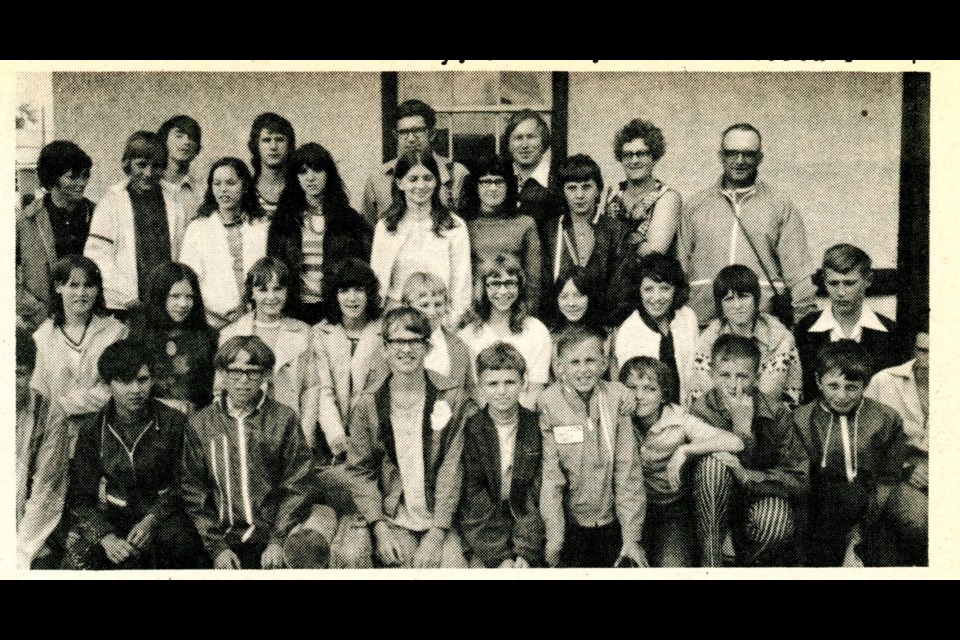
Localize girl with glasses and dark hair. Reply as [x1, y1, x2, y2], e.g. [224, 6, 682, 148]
[268, 143, 373, 325]
[460, 154, 543, 314]
[180, 157, 268, 329]
[458, 253, 551, 409]
[371, 150, 472, 325]
[128, 262, 217, 414]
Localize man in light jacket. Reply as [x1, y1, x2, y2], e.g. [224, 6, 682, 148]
[677, 123, 817, 327]
[84, 131, 189, 313]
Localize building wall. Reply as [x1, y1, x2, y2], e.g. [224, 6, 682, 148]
[52, 72, 381, 209]
[567, 72, 903, 269]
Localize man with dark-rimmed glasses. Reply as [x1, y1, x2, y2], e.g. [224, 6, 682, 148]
[362, 99, 470, 225]
[677, 123, 817, 328]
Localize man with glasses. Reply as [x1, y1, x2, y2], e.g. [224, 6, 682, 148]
[361, 99, 470, 225]
[181, 335, 322, 569]
[677, 123, 817, 328]
[337, 307, 470, 567]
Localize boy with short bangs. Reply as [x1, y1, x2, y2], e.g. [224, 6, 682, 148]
[793, 340, 916, 567]
[620, 356, 744, 567]
[401, 272, 473, 393]
[795, 243, 905, 401]
[539, 326, 647, 568]
[691, 334, 809, 567]
[458, 342, 544, 568]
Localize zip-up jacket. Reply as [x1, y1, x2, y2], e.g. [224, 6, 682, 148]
[69, 399, 188, 542]
[538, 380, 646, 548]
[677, 179, 817, 326]
[691, 388, 810, 500]
[181, 394, 315, 559]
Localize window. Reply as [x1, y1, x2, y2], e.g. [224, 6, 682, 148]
[387, 71, 566, 172]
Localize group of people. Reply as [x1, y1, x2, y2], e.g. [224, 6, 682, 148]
[15, 98, 928, 570]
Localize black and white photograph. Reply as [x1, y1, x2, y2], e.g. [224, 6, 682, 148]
[10, 61, 945, 576]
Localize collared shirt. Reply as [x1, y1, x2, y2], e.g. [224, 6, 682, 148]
[865, 359, 927, 453]
[515, 149, 552, 191]
[494, 419, 519, 502]
[808, 304, 888, 343]
[162, 174, 200, 221]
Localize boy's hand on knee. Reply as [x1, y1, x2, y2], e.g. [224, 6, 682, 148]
[126, 513, 158, 550]
[618, 541, 649, 568]
[498, 558, 516, 568]
[373, 521, 405, 566]
[101, 534, 137, 565]
[545, 539, 562, 567]
[261, 542, 286, 569]
[214, 549, 242, 570]
[514, 557, 530, 569]
[413, 528, 445, 569]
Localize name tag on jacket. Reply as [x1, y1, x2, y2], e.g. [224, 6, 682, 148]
[554, 424, 585, 444]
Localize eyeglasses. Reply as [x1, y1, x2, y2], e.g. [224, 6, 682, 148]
[226, 368, 267, 381]
[385, 338, 428, 349]
[486, 279, 520, 291]
[722, 149, 761, 160]
[621, 150, 652, 160]
[397, 126, 429, 138]
[478, 177, 506, 186]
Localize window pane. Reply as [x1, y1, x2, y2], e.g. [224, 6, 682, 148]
[398, 73, 451, 109]
[452, 72, 498, 106]
[499, 72, 551, 107]
[449, 113, 499, 171]
[398, 71, 553, 110]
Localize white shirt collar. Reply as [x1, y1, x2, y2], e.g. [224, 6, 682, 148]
[424, 326, 451, 377]
[886, 359, 917, 381]
[162, 174, 195, 191]
[515, 149, 552, 189]
[808, 304, 887, 341]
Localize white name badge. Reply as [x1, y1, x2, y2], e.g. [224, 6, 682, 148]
[554, 424, 584, 444]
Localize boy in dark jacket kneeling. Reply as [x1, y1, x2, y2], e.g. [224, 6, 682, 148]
[458, 342, 544, 568]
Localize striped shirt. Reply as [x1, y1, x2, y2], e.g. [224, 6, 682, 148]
[300, 215, 325, 304]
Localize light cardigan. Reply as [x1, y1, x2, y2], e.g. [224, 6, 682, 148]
[179, 214, 269, 326]
[611, 306, 699, 407]
[217, 313, 316, 449]
[370, 214, 472, 325]
[30, 314, 129, 419]
[690, 313, 803, 407]
[84, 180, 189, 310]
[310, 319, 386, 449]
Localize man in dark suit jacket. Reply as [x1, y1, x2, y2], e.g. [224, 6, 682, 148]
[457, 343, 544, 568]
[502, 110, 565, 241]
[794, 244, 905, 402]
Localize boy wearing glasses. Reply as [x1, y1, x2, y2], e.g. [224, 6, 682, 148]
[181, 335, 320, 569]
[338, 307, 470, 568]
[362, 99, 469, 225]
[677, 123, 817, 327]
